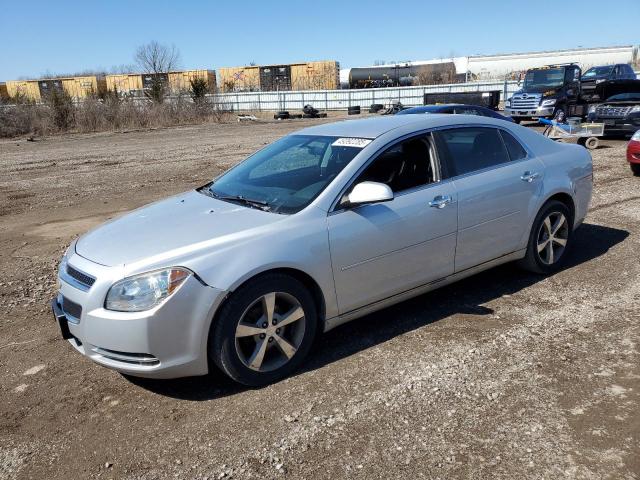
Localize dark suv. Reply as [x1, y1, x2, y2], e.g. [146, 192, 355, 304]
[581, 64, 637, 97]
[591, 92, 640, 137]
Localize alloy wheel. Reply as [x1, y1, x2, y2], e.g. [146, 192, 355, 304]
[536, 211, 569, 265]
[234, 292, 306, 372]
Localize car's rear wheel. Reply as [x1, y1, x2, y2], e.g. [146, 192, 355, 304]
[519, 200, 572, 274]
[209, 273, 317, 386]
[631, 163, 640, 176]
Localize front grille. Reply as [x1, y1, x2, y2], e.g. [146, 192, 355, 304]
[595, 105, 633, 118]
[66, 264, 96, 289]
[62, 296, 82, 321]
[511, 94, 541, 110]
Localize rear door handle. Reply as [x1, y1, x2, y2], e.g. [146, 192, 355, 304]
[521, 171, 540, 182]
[429, 195, 452, 209]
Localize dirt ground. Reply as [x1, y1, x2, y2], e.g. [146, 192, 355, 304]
[0, 114, 638, 480]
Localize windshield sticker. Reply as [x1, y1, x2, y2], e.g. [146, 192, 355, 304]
[332, 137, 372, 148]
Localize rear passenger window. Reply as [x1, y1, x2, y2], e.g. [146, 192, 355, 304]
[499, 130, 527, 161]
[435, 127, 510, 176]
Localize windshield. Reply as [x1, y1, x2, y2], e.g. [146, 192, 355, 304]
[205, 135, 363, 214]
[606, 93, 640, 102]
[523, 68, 565, 91]
[396, 106, 443, 115]
[583, 66, 613, 78]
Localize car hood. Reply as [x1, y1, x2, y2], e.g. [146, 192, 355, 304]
[75, 190, 283, 267]
[600, 100, 640, 107]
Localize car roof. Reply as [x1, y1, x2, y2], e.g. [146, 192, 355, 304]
[296, 113, 508, 139]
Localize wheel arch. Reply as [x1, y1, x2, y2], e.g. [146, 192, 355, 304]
[542, 191, 576, 226]
[211, 267, 327, 331]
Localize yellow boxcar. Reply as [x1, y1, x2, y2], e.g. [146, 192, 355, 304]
[218, 66, 260, 93]
[291, 61, 340, 90]
[168, 70, 216, 93]
[61, 76, 107, 98]
[0, 83, 8, 100]
[6, 80, 41, 101]
[105, 74, 144, 95]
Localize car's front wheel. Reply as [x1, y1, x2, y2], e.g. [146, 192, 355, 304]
[519, 200, 572, 274]
[209, 273, 318, 386]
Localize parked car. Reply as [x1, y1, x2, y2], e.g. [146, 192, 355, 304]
[590, 92, 640, 136]
[581, 64, 637, 95]
[53, 115, 593, 386]
[397, 104, 514, 122]
[628, 130, 640, 175]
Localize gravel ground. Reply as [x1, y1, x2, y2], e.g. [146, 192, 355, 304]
[0, 115, 638, 480]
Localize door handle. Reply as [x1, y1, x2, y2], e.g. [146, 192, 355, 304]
[429, 195, 452, 209]
[521, 171, 540, 182]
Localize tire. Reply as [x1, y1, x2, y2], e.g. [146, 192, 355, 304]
[631, 163, 640, 176]
[302, 105, 318, 115]
[348, 106, 361, 115]
[209, 273, 318, 387]
[518, 200, 573, 274]
[584, 137, 599, 150]
[302, 113, 316, 119]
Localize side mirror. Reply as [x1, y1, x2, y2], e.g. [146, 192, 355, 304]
[347, 181, 394, 206]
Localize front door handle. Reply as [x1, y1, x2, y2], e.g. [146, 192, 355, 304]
[429, 195, 452, 209]
[521, 171, 540, 182]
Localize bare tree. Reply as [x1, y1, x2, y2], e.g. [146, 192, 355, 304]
[134, 41, 181, 74]
[134, 41, 181, 103]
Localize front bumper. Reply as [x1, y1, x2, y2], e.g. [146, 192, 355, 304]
[505, 106, 554, 118]
[628, 143, 640, 164]
[55, 253, 227, 379]
[592, 117, 640, 137]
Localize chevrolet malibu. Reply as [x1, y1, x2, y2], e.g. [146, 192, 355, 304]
[53, 114, 593, 386]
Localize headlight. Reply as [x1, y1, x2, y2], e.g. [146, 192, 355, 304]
[58, 242, 73, 276]
[588, 104, 598, 114]
[631, 106, 640, 113]
[59, 254, 68, 276]
[541, 99, 556, 107]
[596, 79, 605, 84]
[105, 268, 192, 312]
[505, 99, 511, 107]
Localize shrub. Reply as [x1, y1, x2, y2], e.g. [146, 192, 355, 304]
[190, 78, 209, 102]
[44, 89, 75, 131]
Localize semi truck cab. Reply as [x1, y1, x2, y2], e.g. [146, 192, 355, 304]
[505, 64, 581, 123]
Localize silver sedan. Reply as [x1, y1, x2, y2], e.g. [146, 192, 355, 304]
[53, 114, 593, 386]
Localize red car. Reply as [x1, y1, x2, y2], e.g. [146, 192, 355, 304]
[629, 130, 640, 176]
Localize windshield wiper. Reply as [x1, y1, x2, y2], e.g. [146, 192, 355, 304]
[211, 191, 272, 211]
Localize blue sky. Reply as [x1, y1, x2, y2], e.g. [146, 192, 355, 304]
[1, 0, 638, 80]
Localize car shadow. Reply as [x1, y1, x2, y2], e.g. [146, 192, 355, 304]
[126, 222, 628, 400]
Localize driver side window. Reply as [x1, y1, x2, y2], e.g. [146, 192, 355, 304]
[353, 133, 438, 194]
